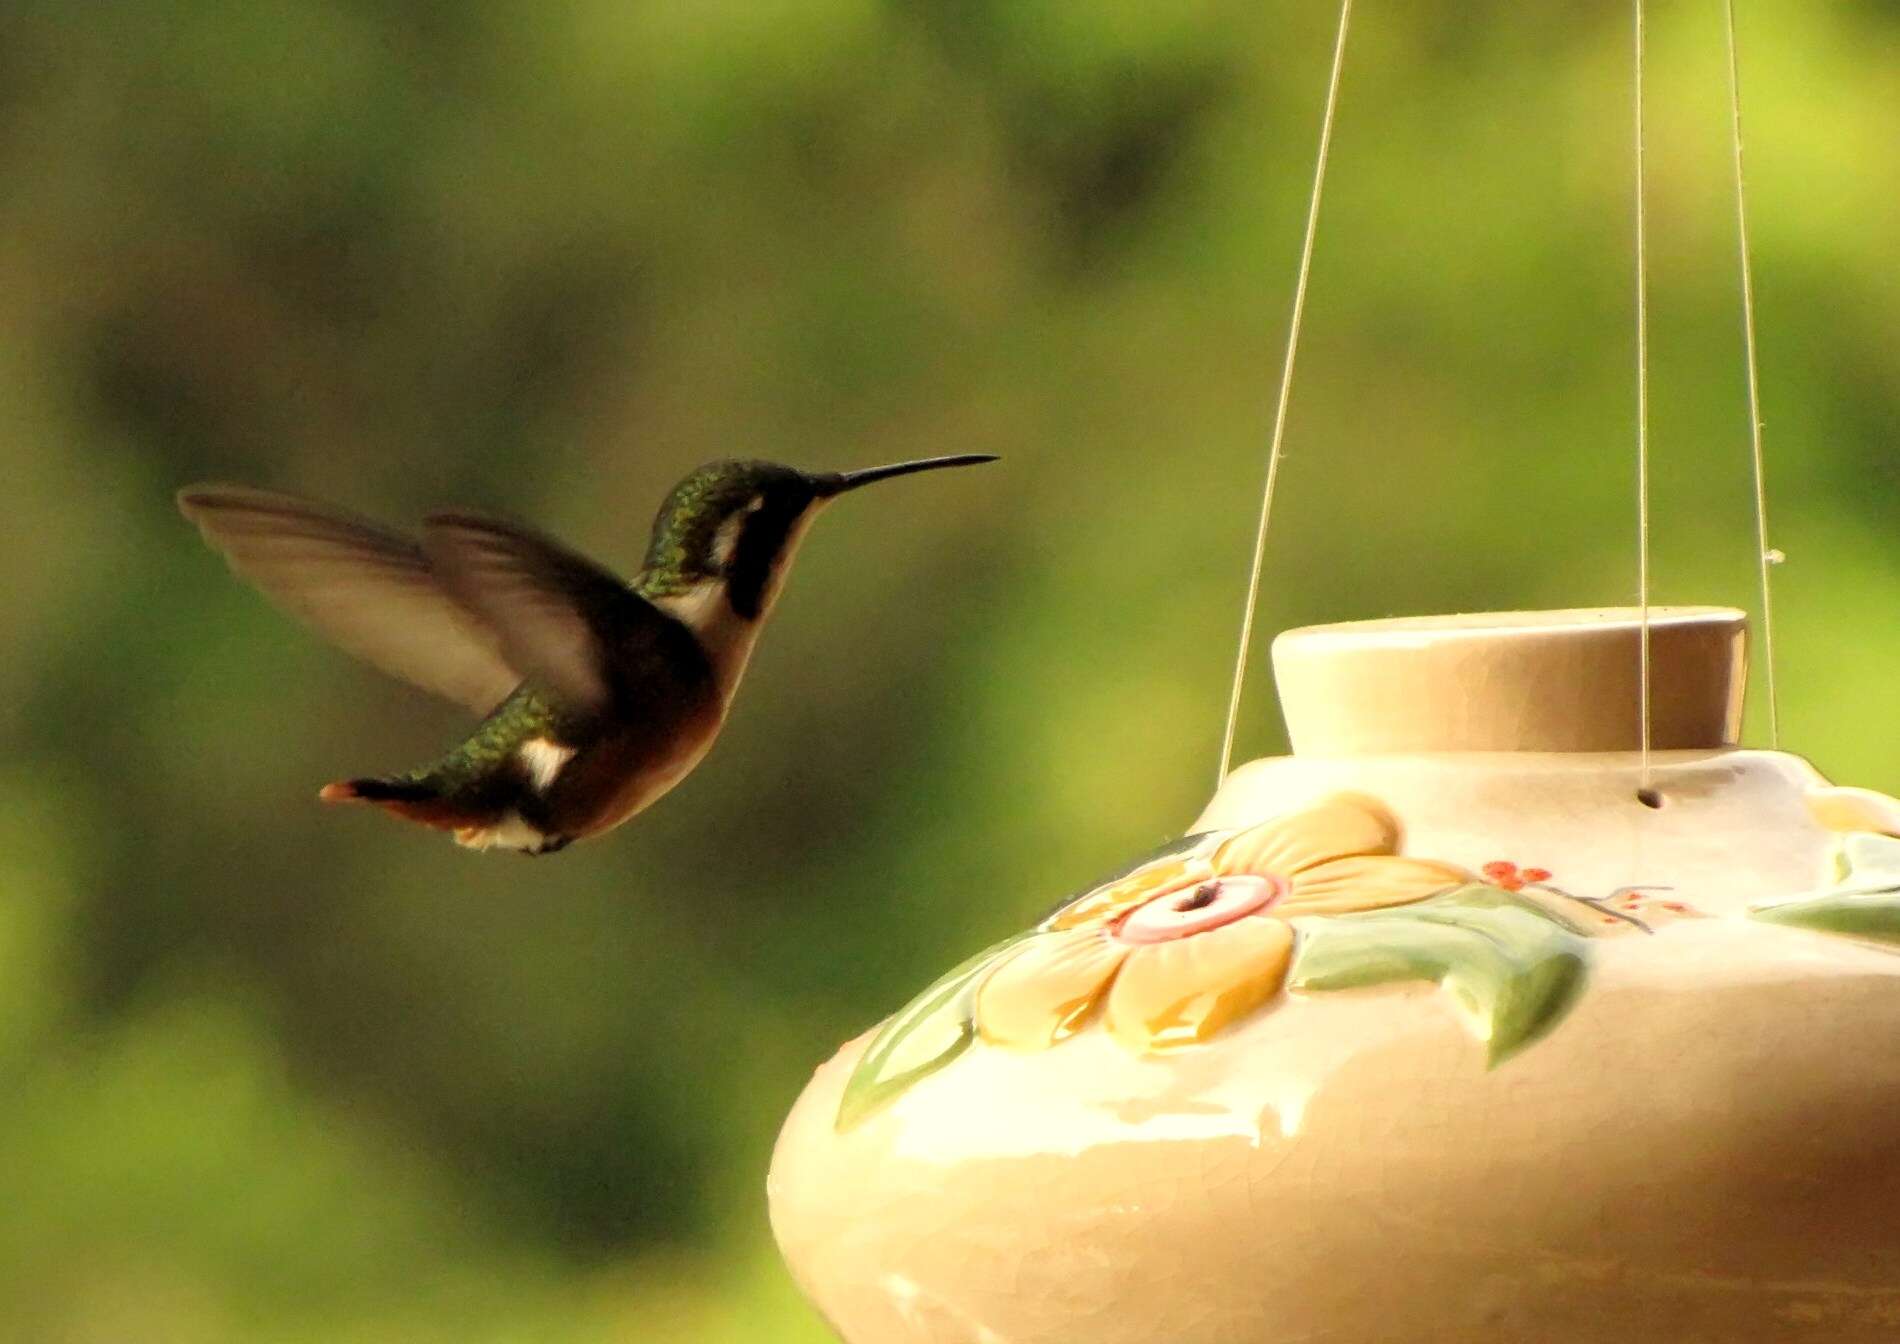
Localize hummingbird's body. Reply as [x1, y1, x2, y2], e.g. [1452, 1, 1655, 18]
[179, 455, 991, 854]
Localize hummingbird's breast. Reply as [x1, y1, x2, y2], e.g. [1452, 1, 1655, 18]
[539, 512, 819, 841]
[651, 562, 808, 702]
[542, 682, 728, 839]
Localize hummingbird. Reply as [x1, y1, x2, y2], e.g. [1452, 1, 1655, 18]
[177, 454, 996, 855]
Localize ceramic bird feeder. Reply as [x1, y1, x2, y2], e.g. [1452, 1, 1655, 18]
[769, 607, 1900, 1342]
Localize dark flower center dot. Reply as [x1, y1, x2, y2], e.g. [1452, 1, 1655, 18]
[1177, 881, 1223, 913]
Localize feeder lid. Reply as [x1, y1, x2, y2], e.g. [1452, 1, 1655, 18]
[1271, 606, 1747, 755]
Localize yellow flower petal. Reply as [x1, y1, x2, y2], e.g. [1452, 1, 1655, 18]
[1280, 854, 1468, 917]
[1105, 916, 1294, 1052]
[975, 930, 1128, 1050]
[1049, 849, 1217, 931]
[1808, 786, 1900, 837]
[1213, 792, 1402, 878]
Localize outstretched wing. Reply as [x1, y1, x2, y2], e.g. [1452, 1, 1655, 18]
[178, 485, 522, 715]
[422, 510, 688, 712]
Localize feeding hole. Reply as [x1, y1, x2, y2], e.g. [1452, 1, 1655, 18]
[1635, 787, 1664, 810]
[1177, 881, 1222, 912]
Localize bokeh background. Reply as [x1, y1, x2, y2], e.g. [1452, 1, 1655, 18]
[1, 0, 1896, 1338]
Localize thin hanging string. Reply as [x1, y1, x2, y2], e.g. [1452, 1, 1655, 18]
[1218, 0, 1355, 783]
[1632, 0, 1656, 794]
[1722, 0, 1781, 748]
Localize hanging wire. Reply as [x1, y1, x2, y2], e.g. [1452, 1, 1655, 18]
[1722, 0, 1782, 748]
[1218, 0, 1355, 783]
[1631, 0, 1656, 797]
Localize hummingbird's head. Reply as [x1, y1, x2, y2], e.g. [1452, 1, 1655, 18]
[642, 454, 996, 623]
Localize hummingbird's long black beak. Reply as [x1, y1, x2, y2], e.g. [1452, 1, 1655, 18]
[819, 454, 999, 497]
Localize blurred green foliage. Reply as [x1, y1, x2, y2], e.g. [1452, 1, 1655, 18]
[1, 0, 1896, 1338]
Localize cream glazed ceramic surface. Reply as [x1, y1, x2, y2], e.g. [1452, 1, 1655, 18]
[769, 610, 1900, 1343]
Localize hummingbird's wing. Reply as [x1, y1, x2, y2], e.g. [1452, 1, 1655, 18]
[177, 485, 523, 714]
[421, 511, 679, 712]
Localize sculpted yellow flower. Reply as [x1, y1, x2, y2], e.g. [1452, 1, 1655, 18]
[1808, 786, 1900, 838]
[975, 793, 1469, 1053]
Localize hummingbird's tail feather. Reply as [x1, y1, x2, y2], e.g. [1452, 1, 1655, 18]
[319, 776, 487, 831]
[319, 776, 431, 804]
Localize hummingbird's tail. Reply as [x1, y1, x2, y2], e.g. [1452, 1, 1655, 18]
[319, 776, 479, 831]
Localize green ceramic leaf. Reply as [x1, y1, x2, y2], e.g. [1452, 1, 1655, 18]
[1751, 831, 1900, 946]
[1287, 885, 1589, 1066]
[1753, 896, 1900, 943]
[835, 932, 1038, 1132]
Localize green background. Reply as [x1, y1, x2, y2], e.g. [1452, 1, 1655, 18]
[2, 1, 1896, 1338]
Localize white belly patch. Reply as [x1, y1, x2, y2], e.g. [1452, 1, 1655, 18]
[455, 811, 553, 853]
[519, 737, 577, 792]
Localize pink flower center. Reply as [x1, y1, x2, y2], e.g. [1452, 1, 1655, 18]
[1114, 874, 1288, 945]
